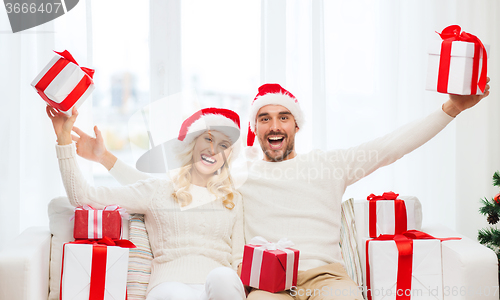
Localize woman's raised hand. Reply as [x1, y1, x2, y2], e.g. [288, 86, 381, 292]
[72, 125, 108, 164]
[46, 105, 78, 145]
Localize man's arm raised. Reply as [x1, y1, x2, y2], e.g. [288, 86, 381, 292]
[336, 78, 491, 187]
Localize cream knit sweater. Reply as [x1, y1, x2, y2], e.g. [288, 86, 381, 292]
[107, 109, 454, 272]
[238, 109, 454, 271]
[56, 143, 244, 294]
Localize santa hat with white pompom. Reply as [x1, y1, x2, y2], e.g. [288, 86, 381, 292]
[246, 83, 305, 157]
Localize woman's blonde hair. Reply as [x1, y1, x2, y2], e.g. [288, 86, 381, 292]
[171, 135, 237, 210]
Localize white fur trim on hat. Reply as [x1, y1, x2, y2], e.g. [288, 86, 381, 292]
[248, 93, 305, 133]
[176, 113, 241, 162]
[182, 113, 240, 145]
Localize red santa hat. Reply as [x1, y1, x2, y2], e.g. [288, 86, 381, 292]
[247, 83, 304, 147]
[136, 107, 241, 173]
[178, 107, 240, 145]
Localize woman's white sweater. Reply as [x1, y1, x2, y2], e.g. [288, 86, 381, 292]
[56, 143, 244, 293]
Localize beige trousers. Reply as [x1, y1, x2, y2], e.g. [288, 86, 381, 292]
[246, 263, 363, 300]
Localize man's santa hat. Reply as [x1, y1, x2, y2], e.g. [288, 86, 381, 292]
[136, 107, 241, 173]
[247, 83, 305, 147]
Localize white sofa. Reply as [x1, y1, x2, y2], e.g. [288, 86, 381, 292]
[0, 226, 51, 300]
[0, 196, 498, 300]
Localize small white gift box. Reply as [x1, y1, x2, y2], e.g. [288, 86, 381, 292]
[354, 195, 422, 239]
[425, 25, 489, 95]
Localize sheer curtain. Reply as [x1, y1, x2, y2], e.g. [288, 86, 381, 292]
[1, 0, 499, 250]
[0, 2, 93, 250]
[261, 0, 500, 239]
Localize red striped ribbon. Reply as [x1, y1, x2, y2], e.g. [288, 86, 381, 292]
[34, 50, 94, 111]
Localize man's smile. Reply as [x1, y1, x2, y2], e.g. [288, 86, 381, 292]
[267, 135, 285, 150]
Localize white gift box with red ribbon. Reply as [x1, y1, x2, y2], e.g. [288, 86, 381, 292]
[354, 193, 422, 239]
[368, 199, 417, 237]
[240, 237, 299, 293]
[31, 50, 95, 116]
[425, 25, 489, 95]
[60, 239, 135, 300]
[365, 237, 443, 300]
[360, 198, 419, 238]
[426, 40, 489, 95]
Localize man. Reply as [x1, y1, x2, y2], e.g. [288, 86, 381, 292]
[72, 80, 490, 300]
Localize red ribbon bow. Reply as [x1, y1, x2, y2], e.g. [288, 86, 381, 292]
[54, 50, 95, 78]
[366, 230, 461, 300]
[73, 204, 130, 220]
[61, 237, 135, 300]
[367, 192, 407, 238]
[367, 191, 399, 201]
[436, 25, 487, 94]
[70, 236, 136, 248]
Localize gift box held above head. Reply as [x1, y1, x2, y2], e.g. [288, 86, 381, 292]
[31, 50, 95, 116]
[426, 25, 489, 95]
[240, 237, 299, 293]
[73, 205, 128, 240]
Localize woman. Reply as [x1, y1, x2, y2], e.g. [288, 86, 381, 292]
[47, 105, 246, 300]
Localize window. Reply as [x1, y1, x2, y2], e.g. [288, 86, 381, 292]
[91, 0, 260, 185]
[91, 0, 150, 186]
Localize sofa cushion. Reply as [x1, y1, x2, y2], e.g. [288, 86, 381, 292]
[127, 214, 153, 300]
[47, 197, 74, 300]
[340, 198, 363, 286]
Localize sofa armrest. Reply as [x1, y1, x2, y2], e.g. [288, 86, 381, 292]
[422, 223, 499, 300]
[0, 226, 51, 300]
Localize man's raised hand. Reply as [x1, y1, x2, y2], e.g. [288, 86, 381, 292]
[443, 77, 491, 117]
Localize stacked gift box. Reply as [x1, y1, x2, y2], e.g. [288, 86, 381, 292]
[30, 51, 134, 299]
[354, 192, 464, 300]
[355, 25, 490, 300]
[73, 205, 125, 240]
[60, 205, 134, 300]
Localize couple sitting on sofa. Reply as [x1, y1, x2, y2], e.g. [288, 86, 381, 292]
[46, 82, 490, 300]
